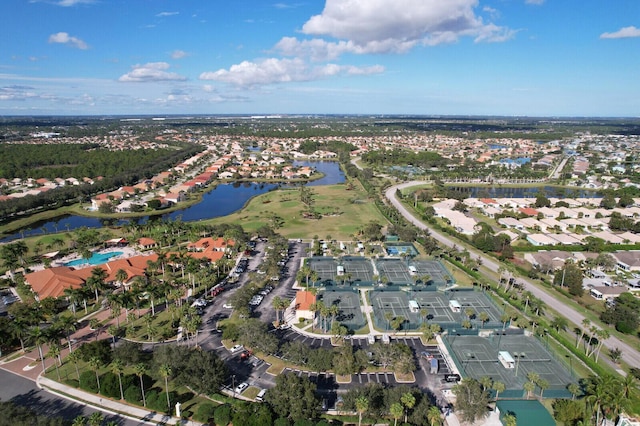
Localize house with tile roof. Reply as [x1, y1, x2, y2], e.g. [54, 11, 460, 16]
[295, 290, 316, 321]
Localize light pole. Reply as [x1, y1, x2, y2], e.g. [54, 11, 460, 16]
[515, 352, 526, 377]
[565, 354, 573, 378]
[232, 374, 236, 397]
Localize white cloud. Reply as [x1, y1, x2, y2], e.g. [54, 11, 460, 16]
[118, 62, 187, 82]
[55, 0, 95, 6]
[600, 26, 640, 39]
[156, 11, 179, 17]
[199, 57, 383, 87]
[171, 50, 189, 59]
[300, 0, 514, 53]
[48, 32, 89, 49]
[525, 0, 545, 5]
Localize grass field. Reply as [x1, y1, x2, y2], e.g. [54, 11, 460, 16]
[207, 182, 388, 240]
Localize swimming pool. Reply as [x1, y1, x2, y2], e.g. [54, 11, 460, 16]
[65, 251, 123, 267]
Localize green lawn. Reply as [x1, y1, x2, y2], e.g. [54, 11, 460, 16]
[207, 182, 388, 240]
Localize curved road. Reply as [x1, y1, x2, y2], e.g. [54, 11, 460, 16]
[386, 181, 640, 369]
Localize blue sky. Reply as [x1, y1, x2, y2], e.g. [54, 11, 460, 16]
[1, 0, 639, 116]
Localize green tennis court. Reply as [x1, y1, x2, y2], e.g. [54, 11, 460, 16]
[320, 289, 366, 331]
[376, 258, 413, 285]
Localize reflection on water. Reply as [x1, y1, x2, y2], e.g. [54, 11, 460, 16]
[2, 161, 345, 242]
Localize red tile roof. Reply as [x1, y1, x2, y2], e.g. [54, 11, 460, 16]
[295, 291, 316, 311]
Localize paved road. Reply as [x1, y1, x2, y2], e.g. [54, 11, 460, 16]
[0, 369, 138, 426]
[385, 181, 640, 369]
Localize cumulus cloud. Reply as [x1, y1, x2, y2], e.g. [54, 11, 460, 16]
[118, 62, 187, 82]
[299, 0, 514, 53]
[600, 26, 640, 39]
[48, 32, 88, 49]
[171, 50, 189, 59]
[199, 57, 383, 87]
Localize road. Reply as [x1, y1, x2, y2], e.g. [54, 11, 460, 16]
[0, 369, 138, 426]
[385, 181, 640, 369]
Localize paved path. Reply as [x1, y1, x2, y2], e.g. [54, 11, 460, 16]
[385, 181, 640, 369]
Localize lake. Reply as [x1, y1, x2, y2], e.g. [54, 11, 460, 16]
[1, 161, 344, 241]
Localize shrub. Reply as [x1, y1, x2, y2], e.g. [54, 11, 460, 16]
[99, 372, 120, 398]
[193, 403, 216, 424]
[79, 370, 99, 393]
[213, 404, 231, 426]
[123, 385, 142, 405]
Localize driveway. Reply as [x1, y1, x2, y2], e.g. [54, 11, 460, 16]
[385, 181, 640, 368]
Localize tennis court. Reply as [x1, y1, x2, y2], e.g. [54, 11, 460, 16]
[376, 258, 413, 285]
[385, 242, 419, 256]
[320, 289, 366, 332]
[445, 335, 574, 396]
[407, 290, 503, 329]
[307, 257, 339, 286]
[410, 260, 454, 287]
[370, 290, 421, 331]
[340, 256, 374, 285]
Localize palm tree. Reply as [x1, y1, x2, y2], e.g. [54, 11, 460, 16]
[593, 328, 610, 361]
[390, 402, 403, 426]
[115, 268, 129, 290]
[478, 312, 490, 328]
[53, 315, 77, 354]
[160, 364, 172, 412]
[87, 411, 103, 426]
[86, 266, 108, 304]
[72, 416, 86, 426]
[48, 342, 62, 381]
[567, 383, 581, 400]
[67, 349, 81, 382]
[272, 296, 284, 324]
[111, 358, 125, 400]
[538, 378, 549, 399]
[523, 381, 535, 399]
[29, 326, 49, 373]
[493, 381, 506, 400]
[355, 395, 368, 426]
[88, 356, 102, 393]
[401, 392, 416, 423]
[134, 363, 148, 407]
[503, 413, 517, 426]
[427, 405, 442, 426]
[420, 308, 429, 324]
[328, 304, 339, 329]
[578, 318, 590, 348]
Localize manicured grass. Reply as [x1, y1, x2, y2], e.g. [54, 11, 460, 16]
[206, 182, 387, 240]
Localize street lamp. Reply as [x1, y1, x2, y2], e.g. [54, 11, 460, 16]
[515, 352, 526, 377]
[565, 354, 573, 378]
[232, 374, 236, 397]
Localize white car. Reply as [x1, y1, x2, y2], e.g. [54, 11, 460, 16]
[229, 344, 244, 354]
[222, 303, 234, 309]
[234, 382, 249, 394]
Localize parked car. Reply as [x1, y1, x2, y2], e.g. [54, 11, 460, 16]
[229, 344, 244, 354]
[234, 382, 249, 394]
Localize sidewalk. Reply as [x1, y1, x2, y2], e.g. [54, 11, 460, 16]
[38, 375, 200, 426]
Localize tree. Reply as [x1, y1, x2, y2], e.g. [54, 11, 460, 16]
[390, 402, 403, 426]
[427, 405, 442, 426]
[134, 363, 148, 407]
[88, 356, 102, 393]
[553, 262, 583, 296]
[87, 411, 103, 426]
[110, 358, 125, 400]
[266, 372, 319, 422]
[400, 392, 416, 423]
[29, 326, 49, 373]
[523, 381, 536, 399]
[550, 316, 568, 332]
[453, 378, 489, 423]
[503, 413, 517, 426]
[493, 381, 506, 400]
[160, 363, 172, 412]
[355, 395, 369, 426]
[478, 312, 490, 328]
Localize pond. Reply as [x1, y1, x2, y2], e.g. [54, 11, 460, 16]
[2, 161, 345, 242]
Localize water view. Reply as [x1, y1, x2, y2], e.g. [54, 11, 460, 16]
[1, 161, 345, 242]
[64, 251, 123, 267]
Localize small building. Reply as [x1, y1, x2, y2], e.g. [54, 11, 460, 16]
[498, 351, 515, 369]
[449, 300, 461, 313]
[295, 291, 316, 321]
[589, 286, 626, 301]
